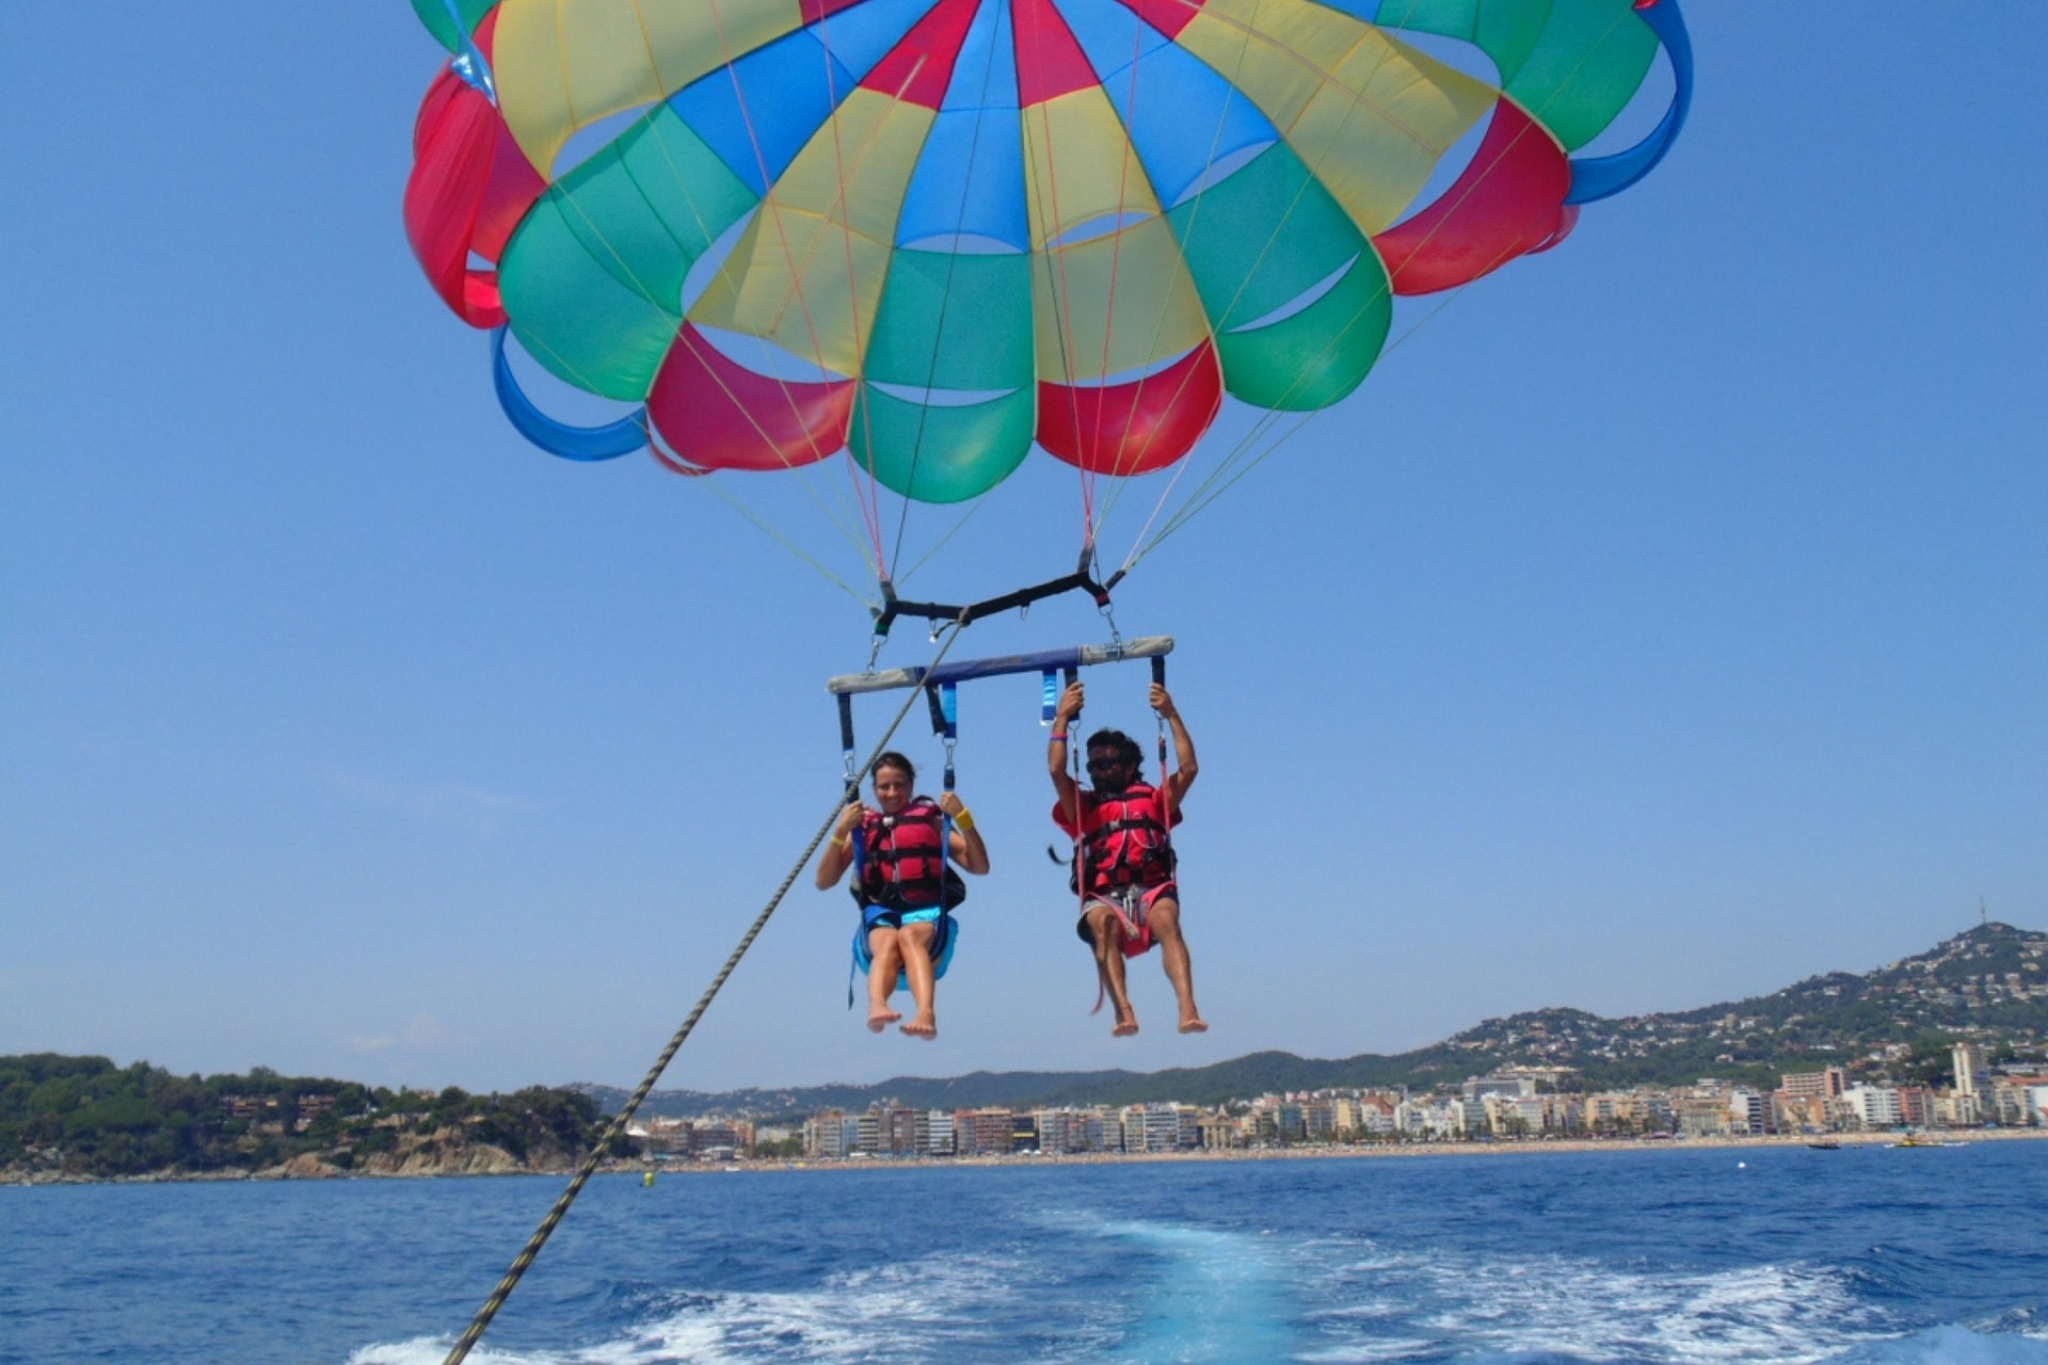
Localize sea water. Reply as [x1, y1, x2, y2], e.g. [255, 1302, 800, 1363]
[3, 1142, 2045, 1364]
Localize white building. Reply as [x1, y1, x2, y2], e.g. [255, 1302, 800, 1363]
[1117, 1103, 1181, 1153]
[1842, 1085, 1904, 1129]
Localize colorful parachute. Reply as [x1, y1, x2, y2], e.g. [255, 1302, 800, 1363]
[406, 0, 1690, 506]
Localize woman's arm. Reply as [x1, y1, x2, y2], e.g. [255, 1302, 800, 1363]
[814, 801, 864, 889]
[939, 791, 991, 875]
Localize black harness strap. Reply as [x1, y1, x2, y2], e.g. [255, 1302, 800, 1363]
[871, 546, 1112, 638]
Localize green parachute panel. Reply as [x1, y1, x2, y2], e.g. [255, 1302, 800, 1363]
[1168, 144, 1391, 410]
[1504, 0, 1660, 150]
[863, 251, 1036, 392]
[1374, 0, 1547, 86]
[856, 249, 1035, 502]
[851, 387, 1036, 503]
[499, 108, 757, 399]
[1372, 0, 1658, 150]
[411, 0, 496, 54]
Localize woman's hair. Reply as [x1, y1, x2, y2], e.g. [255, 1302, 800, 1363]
[872, 751, 916, 785]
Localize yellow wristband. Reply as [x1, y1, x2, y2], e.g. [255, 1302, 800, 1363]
[830, 835, 850, 851]
[953, 809, 976, 833]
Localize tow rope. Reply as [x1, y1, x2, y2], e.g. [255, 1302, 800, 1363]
[437, 622, 964, 1365]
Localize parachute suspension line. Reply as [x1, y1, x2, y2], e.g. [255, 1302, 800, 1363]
[1018, 21, 1099, 550]
[1092, 0, 1385, 542]
[1117, 1, 1647, 575]
[1090, 0, 1278, 538]
[437, 621, 965, 1365]
[500, 316, 898, 571]
[613, 0, 884, 584]
[1136, 250, 1508, 561]
[895, 491, 993, 588]
[814, 6, 897, 581]
[889, 8, 1008, 579]
[700, 0, 891, 578]
[1132, 222, 1520, 567]
[664, 452, 876, 606]
[587, 64, 881, 574]
[1104, 7, 1414, 562]
[1058, 661, 1094, 1008]
[1099, 0, 1417, 547]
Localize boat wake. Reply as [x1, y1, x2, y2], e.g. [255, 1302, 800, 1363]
[347, 1224, 2048, 1365]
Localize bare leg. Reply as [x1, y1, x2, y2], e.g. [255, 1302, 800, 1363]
[866, 927, 903, 1032]
[1086, 904, 1139, 1036]
[1148, 898, 1207, 1033]
[898, 920, 938, 1039]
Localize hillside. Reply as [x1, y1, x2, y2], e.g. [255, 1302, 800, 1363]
[586, 921, 2048, 1117]
[1, 1055, 608, 1181]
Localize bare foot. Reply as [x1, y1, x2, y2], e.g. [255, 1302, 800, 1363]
[1112, 1016, 1139, 1038]
[1178, 1015, 1209, 1034]
[867, 1007, 902, 1033]
[901, 1015, 937, 1040]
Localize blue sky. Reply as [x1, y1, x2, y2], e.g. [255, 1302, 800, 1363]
[2, 6, 2042, 1094]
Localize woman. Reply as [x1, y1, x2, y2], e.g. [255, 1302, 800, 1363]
[815, 753, 990, 1039]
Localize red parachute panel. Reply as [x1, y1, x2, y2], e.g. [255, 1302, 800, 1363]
[647, 325, 854, 473]
[403, 14, 544, 327]
[1372, 97, 1571, 297]
[1039, 342, 1222, 477]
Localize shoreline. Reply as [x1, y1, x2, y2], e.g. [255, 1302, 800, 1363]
[8, 1127, 2044, 1186]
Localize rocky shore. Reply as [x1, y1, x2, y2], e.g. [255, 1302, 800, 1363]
[1, 1130, 618, 1186]
[17, 1127, 2044, 1186]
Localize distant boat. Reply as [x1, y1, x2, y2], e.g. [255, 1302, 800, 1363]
[1805, 1139, 1842, 1150]
[1888, 1132, 1963, 1149]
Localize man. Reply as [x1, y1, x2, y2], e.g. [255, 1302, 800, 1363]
[1049, 681, 1206, 1036]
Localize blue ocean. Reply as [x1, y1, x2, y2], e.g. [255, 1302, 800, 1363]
[4, 1143, 2046, 1365]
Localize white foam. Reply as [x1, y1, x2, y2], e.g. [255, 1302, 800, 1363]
[1828, 1325, 2048, 1365]
[1293, 1238, 1890, 1364]
[345, 1226, 2048, 1365]
[350, 1252, 1029, 1365]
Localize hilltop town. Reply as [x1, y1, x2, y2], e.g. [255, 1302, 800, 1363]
[622, 922, 2048, 1160]
[634, 1036, 2044, 1162]
[7, 923, 2044, 1180]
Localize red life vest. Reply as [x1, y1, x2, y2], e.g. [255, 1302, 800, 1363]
[857, 798, 963, 912]
[1057, 782, 1177, 895]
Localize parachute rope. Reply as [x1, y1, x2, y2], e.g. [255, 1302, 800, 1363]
[816, 8, 897, 577]
[895, 493, 993, 588]
[1095, 0, 1468, 543]
[697, 0, 891, 575]
[888, 4, 1010, 576]
[1132, 268, 1494, 565]
[1014, 2, 1102, 546]
[681, 463, 878, 606]
[532, 5, 887, 577]
[1092, 0, 1322, 537]
[436, 620, 966, 1365]
[1111, 0, 1651, 577]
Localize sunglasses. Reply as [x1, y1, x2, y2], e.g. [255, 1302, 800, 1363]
[1086, 757, 1131, 773]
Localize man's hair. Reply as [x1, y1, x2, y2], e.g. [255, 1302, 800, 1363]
[872, 751, 916, 785]
[1084, 728, 1143, 777]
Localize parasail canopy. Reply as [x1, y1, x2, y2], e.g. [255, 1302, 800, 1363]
[406, 0, 1690, 581]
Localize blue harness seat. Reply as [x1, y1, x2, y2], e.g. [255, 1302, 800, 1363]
[851, 906, 959, 992]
